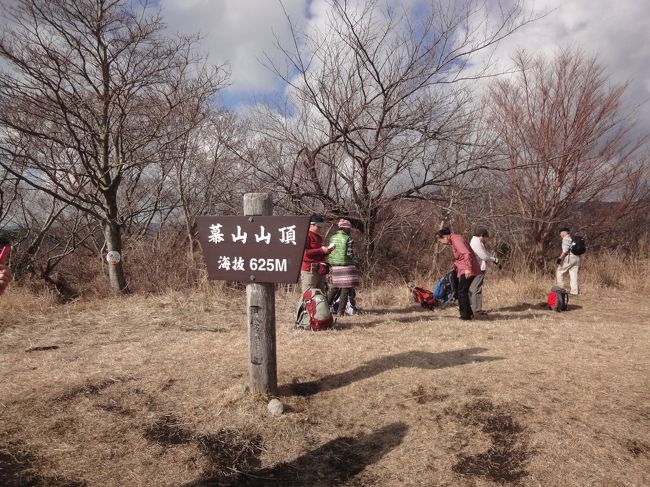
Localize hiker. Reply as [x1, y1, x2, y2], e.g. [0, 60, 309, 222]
[556, 227, 579, 296]
[0, 264, 11, 294]
[435, 227, 481, 320]
[469, 228, 500, 316]
[301, 213, 335, 294]
[327, 218, 359, 316]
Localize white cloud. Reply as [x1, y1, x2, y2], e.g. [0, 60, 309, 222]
[159, 0, 650, 132]
[160, 0, 308, 95]
[482, 0, 650, 130]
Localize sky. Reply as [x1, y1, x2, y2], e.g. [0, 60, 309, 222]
[157, 0, 650, 134]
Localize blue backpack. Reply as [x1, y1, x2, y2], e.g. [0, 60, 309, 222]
[433, 269, 458, 303]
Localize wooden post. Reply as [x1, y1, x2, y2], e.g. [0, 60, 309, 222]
[244, 193, 277, 394]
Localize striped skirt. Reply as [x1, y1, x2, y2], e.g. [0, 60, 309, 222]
[331, 265, 360, 288]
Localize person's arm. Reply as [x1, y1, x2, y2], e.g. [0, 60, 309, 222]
[305, 247, 328, 258]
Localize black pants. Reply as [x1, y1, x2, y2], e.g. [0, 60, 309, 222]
[458, 275, 475, 319]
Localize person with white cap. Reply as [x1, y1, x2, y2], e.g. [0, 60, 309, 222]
[327, 218, 359, 316]
[300, 213, 335, 293]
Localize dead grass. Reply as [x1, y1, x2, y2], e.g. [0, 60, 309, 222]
[1, 263, 649, 486]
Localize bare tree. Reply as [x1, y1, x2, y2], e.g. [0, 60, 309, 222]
[487, 48, 649, 267]
[171, 110, 249, 261]
[249, 0, 532, 268]
[0, 167, 20, 229]
[10, 189, 97, 297]
[0, 0, 227, 292]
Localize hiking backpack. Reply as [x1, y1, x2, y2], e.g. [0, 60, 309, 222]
[570, 235, 586, 256]
[296, 288, 334, 331]
[547, 286, 569, 312]
[433, 269, 458, 304]
[412, 286, 437, 310]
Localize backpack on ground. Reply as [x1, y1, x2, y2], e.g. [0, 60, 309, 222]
[412, 286, 437, 310]
[547, 286, 569, 312]
[433, 269, 458, 304]
[296, 288, 334, 331]
[570, 235, 586, 255]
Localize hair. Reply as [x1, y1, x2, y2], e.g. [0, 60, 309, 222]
[435, 227, 451, 239]
[559, 227, 570, 233]
[474, 228, 489, 237]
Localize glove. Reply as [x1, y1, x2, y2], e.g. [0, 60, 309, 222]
[494, 257, 501, 269]
[556, 258, 562, 265]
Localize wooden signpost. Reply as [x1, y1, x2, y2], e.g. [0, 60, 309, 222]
[196, 194, 309, 394]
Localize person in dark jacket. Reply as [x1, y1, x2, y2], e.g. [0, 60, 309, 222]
[435, 227, 481, 320]
[301, 213, 335, 293]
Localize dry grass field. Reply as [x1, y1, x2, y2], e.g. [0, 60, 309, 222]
[1, 264, 649, 486]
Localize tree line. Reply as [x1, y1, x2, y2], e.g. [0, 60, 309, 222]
[0, 0, 647, 295]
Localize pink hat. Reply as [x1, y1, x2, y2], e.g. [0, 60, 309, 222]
[338, 218, 352, 229]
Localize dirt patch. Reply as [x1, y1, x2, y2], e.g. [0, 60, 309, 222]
[161, 379, 176, 391]
[625, 439, 649, 457]
[187, 422, 407, 486]
[195, 428, 263, 477]
[95, 401, 135, 417]
[143, 414, 194, 446]
[409, 385, 449, 404]
[450, 399, 532, 483]
[25, 345, 60, 353]
[180, 327, 226, 333]
[0, 442, 86, 487]
[56, 376, 133, 402]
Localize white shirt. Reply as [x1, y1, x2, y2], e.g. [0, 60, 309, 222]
[470, 236, 496, 272]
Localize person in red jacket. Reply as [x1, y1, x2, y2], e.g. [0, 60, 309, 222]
[301, 213, 335, 293]
[435, 227, 481, 320]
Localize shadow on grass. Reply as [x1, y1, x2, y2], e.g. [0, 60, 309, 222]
[184, 422, 408, 487]
[496, 302, 582, 313]
[334, 318, 385, 330]
[479, 313, 550, 321]
[391, 315, 438, 324]
[362, 305, 429, 315]
[281, 348, 503, 397]
[495, 302, 544, 312]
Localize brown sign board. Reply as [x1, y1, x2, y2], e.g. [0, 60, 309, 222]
[197, 216, 310, 284]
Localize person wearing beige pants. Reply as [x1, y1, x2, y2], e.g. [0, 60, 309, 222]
[556, 228, 580, 295]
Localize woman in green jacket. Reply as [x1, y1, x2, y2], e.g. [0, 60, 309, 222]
[327, 219, 359, 316]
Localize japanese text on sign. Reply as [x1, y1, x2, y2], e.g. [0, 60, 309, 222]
[197, 216, 309, 284]
[209, 224, 297, 246]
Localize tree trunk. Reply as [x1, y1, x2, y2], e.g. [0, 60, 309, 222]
[103, 220, 129, 293]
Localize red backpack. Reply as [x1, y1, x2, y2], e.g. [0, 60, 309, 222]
[547, 286, 569, 312]
[412, 286, 437, 310]
[299, 289, 334, 331]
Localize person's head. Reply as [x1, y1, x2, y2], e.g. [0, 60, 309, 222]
[559, 226, 570, 238]
[309, 213, 325, 234]
[474, 228, 489, 242]
[435, 227, 452, 245]
[337, 218, 352, 233]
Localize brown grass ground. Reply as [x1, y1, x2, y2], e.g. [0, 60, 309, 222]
[1, 266, 649, 486]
